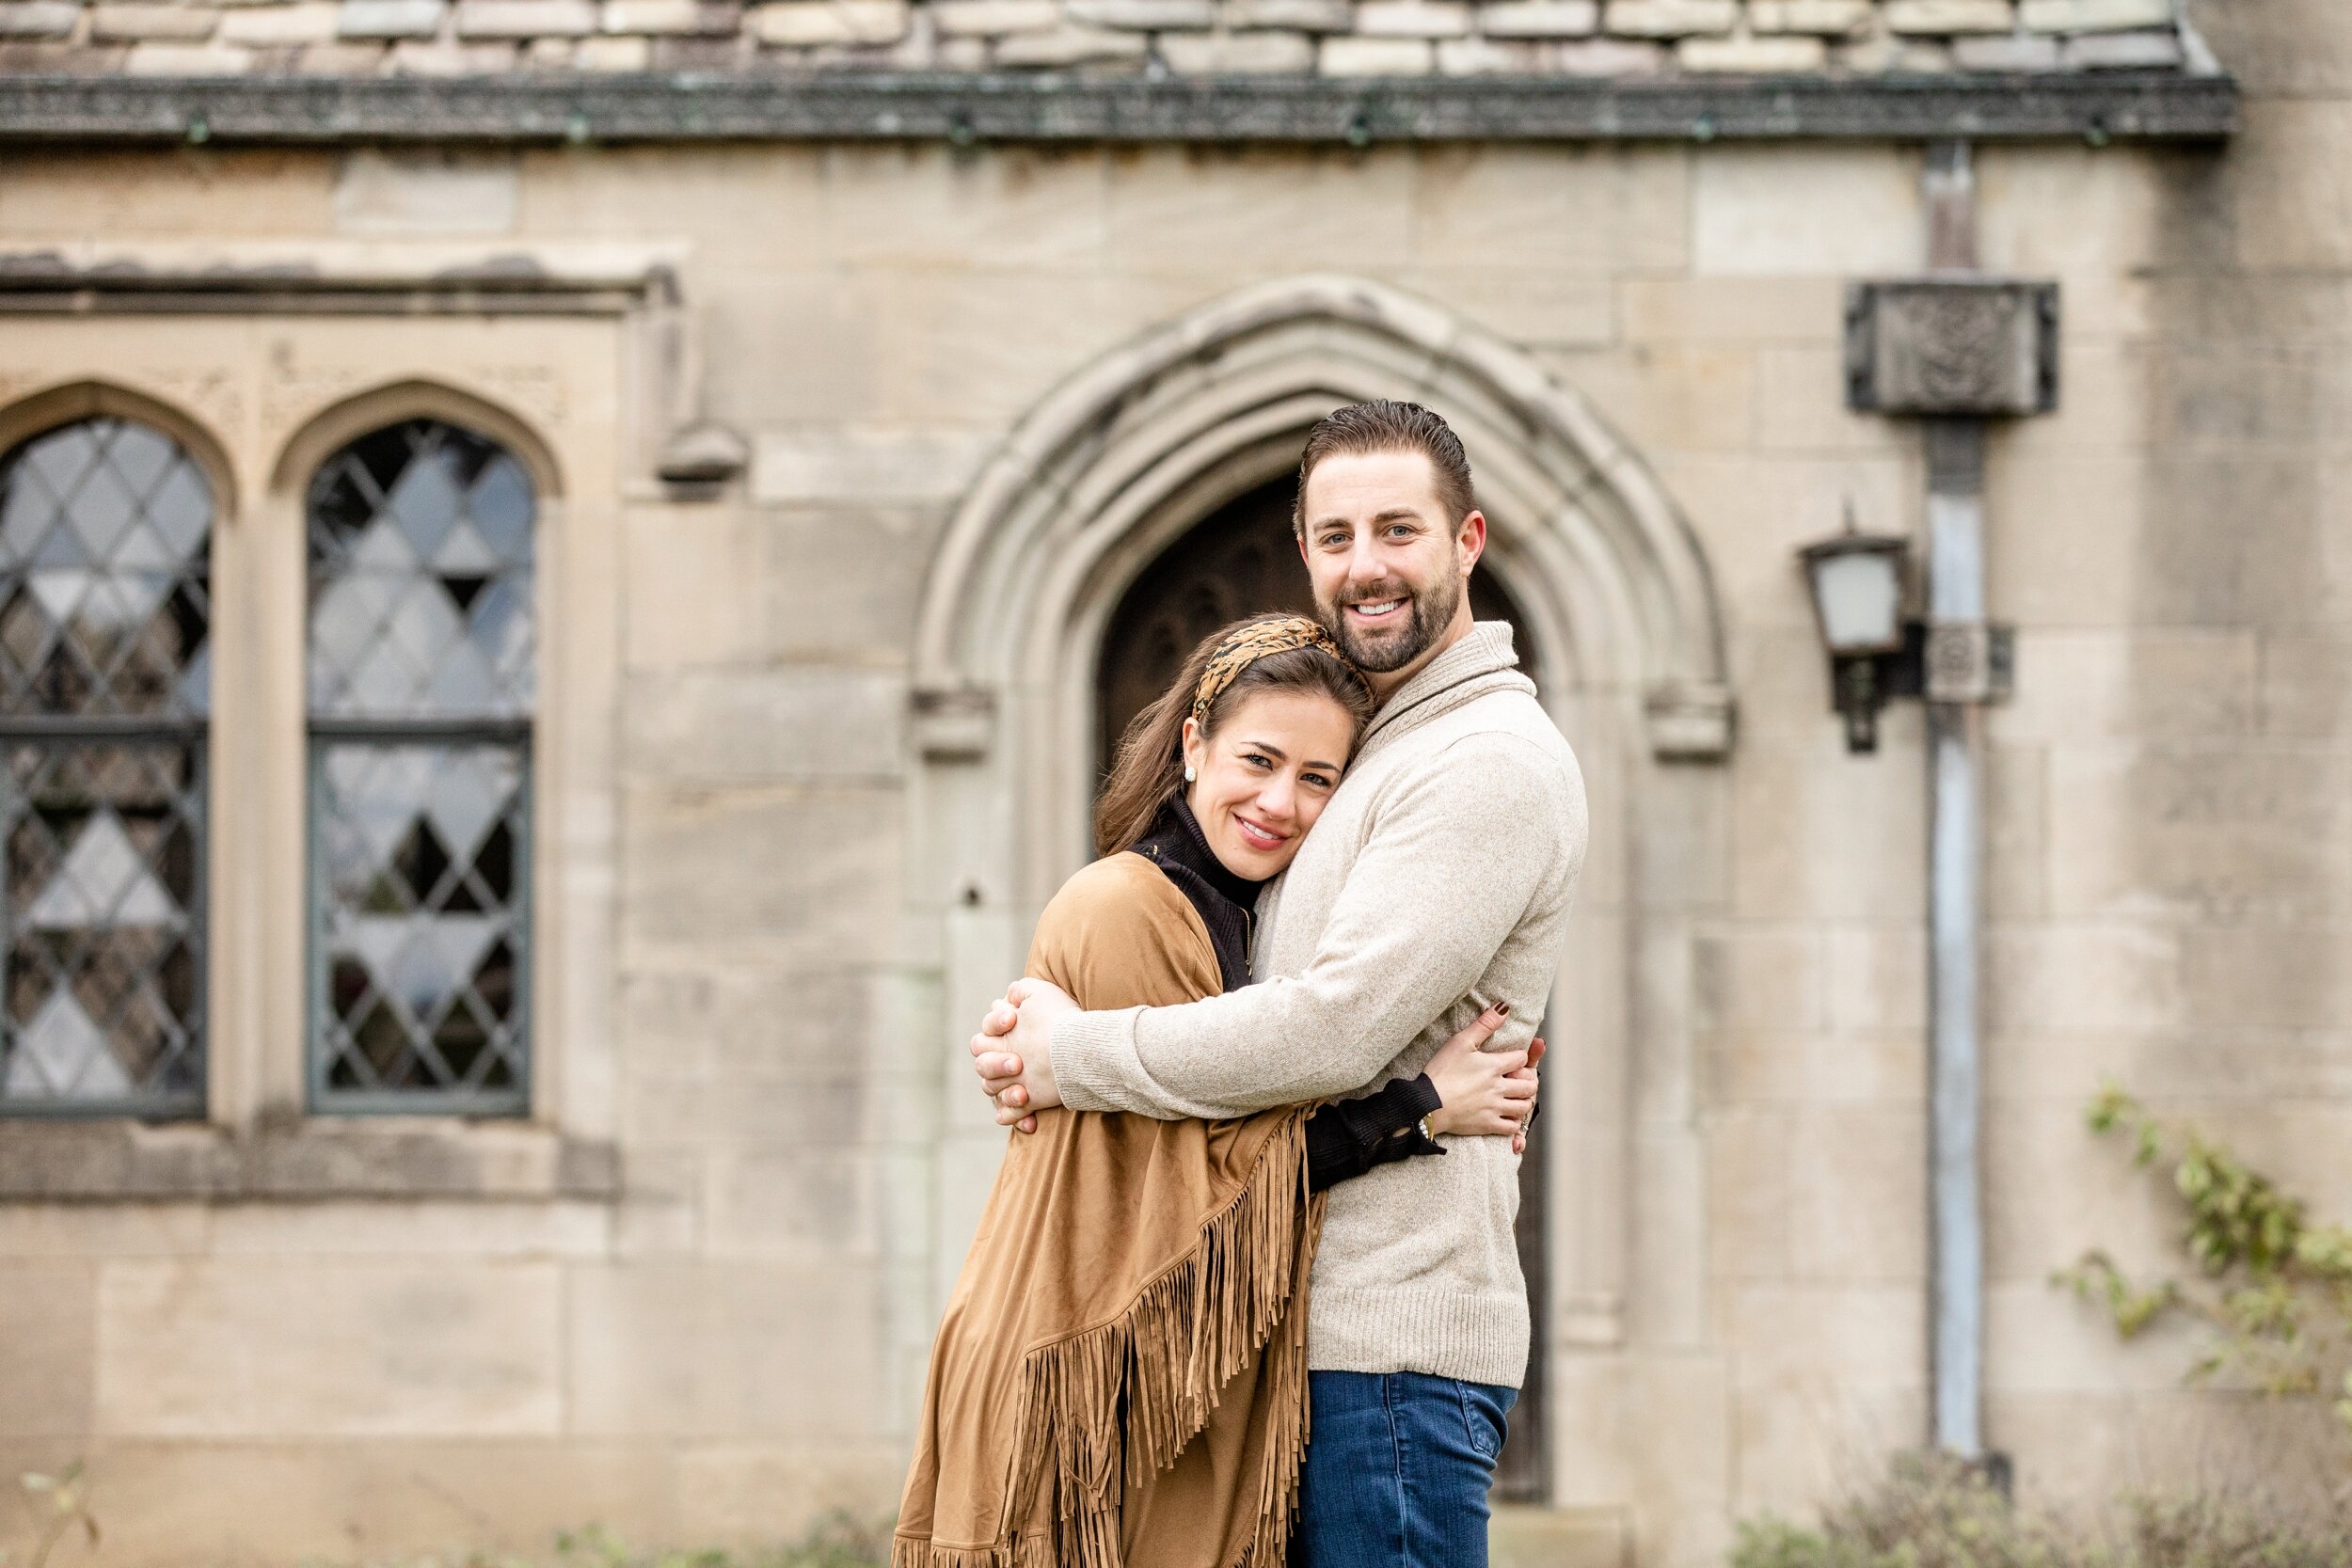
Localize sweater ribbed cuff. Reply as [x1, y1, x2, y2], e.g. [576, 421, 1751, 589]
[1048, 1006, 1142, 1115]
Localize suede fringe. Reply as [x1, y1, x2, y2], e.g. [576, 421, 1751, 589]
[900, 1110, 1321, 1568]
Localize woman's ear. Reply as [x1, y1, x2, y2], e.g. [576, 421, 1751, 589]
[1180, 717, 1205, 785]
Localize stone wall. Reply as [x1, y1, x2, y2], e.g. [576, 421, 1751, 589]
[0, 0, 2201, 79]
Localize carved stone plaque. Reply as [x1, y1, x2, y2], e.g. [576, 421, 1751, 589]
[1845, 278, 2059, 417]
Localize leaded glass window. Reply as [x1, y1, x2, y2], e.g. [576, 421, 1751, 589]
[307, 419, 532, 1115]
[0, 417, 210, 1116]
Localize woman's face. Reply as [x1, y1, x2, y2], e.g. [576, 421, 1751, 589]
[1181, 689, 1356, 881]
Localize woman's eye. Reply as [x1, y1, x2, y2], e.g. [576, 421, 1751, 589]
[1243, 752, 1273, 769]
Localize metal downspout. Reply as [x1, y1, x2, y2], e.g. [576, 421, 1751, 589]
[1922, 139, 1988, 1459]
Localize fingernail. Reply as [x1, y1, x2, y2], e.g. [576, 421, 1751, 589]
[1496, 1001, 1511, 1016]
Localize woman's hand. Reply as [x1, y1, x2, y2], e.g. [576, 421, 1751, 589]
[1423, 1003, 1540, 1139]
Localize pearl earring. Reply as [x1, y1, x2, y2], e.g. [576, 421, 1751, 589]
[1184, 765, 1196, 783]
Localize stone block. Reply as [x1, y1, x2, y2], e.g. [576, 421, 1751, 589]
[0, 0, 76, 32]
[95, 1260, 563, 1436]
[2062, 26, 2180, 67]
[532, 20, 583, 45]
[1154, 26, 1312, 67]
[1706, 1111, 1790, 1279]
[300, 26, 389, 51]
[675, 1443, 911, 1545]
[1413, 145, 1689, 271]
[90, 3, 222, 38]
[1882, 0, 2010, 32]
[751, 427, 987, 505]
[1986, 1279, 2201, 1394]
[2257, 637, 2352, 739]
[1551, 33, 1662, 68]
[1728, 746, 1926, 923]
[1723, 1282, 1922, 1390]
[1744, 0, 1865, 32]
[1692, 929, 1823, 1037]
[1692, 146, 1920, 276]
[566, 1261, 892, 1437]
[1437, 33, 1539, 69]
[621, 667, 906, 784]
[1952, 28, 2058, 67]
[124, 37, 255, 64]
[2046, 748, 2352, 924]
[752, 0, 903, 41]
[334, 149, 517, 234]
[1475, 0, 1595, 36]
[218, 1, 338, 41]
[930, 0, 1056, 33]
[2017, 0, 2168, 30]
[1224, 0, 1348, 26]
[1354, 0, 1470, 34]
[993, 21, 1145, 61]
[1317, 32, 1432, 69]
[453, 0, 595, 33]
[0, 1262, 94, 1437]
[575, 26, 648, 56]
[1065, 0, 1212, 25]
[1824, 926, 1925, 1037]
[388, 34, 517, 63]
[622, 784, 902, 961]
[203, 1201, 610, 1257]
[338, 0, 438, 33]
[1678, 31, 1824, 68]
[1989, 630, 2257, 746]
[1788, 1107, 1926, 1283]
[600, 0, 737, 29]
[703, 1147, 931, 1260]
[1984, 924, 2185, 1036]
[1599, 0, 1733, 36]
[647, 29, 735, 57]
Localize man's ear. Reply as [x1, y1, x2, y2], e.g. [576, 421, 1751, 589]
[1456, 509, 1488, 576]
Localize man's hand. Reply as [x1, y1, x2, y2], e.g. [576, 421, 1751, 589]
[970, 976, 1078, 1132]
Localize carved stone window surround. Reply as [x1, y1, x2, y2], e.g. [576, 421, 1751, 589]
[0, 260, 653, 1200]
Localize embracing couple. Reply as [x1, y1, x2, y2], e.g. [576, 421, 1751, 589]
[896, 401, 1591, 1568]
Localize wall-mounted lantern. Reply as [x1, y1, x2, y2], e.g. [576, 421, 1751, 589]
[1797, 515, 1923, 754]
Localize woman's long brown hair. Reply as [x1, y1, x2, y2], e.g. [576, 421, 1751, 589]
[1093, 614, 1375, 858]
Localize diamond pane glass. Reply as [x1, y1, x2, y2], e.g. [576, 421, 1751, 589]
[308, 420, 534, 721]
[0, 417, 214, 719]
[0, 740, 203, 1111]
[313, 741, 526, 1109]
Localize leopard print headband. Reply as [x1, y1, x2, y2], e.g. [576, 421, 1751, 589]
[1189, 615, 1363, 727]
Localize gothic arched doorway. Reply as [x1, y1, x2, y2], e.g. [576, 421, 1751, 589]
[1091, 473, 1551, 1499]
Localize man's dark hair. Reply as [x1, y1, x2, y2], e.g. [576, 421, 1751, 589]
[1291, 399, 1475, 538]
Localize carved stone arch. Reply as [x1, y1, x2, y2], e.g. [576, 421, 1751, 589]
[267, 377, 565, 503]
[909, 277, 1738, 1502]
[0, 378, 240, 517]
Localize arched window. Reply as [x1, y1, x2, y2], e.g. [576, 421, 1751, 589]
[0, 417, 211, 1115]
[306, 419, 532, 1115]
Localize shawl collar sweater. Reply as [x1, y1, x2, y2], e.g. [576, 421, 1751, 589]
[1053, 622, 1589, 1387]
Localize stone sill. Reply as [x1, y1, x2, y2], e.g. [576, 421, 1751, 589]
[0, 1117, 621, 1203]
[0, 69, 2236, 146]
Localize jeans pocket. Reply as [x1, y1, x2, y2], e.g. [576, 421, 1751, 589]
[1457, 1380, 1515, 1460]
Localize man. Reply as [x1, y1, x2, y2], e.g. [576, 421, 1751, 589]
[975, 399, 1589, 1567]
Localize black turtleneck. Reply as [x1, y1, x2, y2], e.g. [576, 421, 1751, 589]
[1131, 799, 1446, 1193]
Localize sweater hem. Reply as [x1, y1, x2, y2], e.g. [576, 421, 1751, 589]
[1305, 1284, 1530, 1389]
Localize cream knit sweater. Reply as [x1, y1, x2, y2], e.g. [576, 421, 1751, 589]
[1051, 622, 1588, 1388]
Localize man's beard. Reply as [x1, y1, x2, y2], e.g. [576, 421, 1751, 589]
[1320, 567, 1463, 673]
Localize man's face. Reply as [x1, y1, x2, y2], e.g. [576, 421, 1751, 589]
[1296, 449, 1482, 675]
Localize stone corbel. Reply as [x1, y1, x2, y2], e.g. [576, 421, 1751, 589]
[913, 686, 996, 763]
[640, 264, 748, 497]
[1645, 682, 1735, 762]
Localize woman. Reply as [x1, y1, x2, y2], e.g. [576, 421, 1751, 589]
[896, 615, 1539, 1568]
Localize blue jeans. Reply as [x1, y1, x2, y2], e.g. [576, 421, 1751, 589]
[1291, 1370, 1518, 1568]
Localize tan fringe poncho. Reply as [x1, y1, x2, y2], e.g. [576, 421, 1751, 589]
[895, 850, 1325, 1568]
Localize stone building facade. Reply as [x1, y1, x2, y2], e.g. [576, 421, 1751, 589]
[0, 2, 2344, 1563]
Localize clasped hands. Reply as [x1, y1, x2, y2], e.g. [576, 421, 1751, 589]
[969, 979, 1544, 1150]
